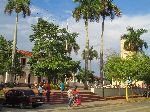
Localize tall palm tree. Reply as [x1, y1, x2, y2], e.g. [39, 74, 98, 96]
[73, 0, 100, 88]
[121, 27, 148, 53]
[4, 0, 31, 82]
[97, 0, 121, 82]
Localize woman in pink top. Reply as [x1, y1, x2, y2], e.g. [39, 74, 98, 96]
[73, 86, 81, 106]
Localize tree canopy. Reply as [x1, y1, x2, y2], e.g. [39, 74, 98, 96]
[103, 53, 150, 85]
[0, 35, 23, 76]
[4, 0, 31, 17]
[29, 18, 81, 81]
[76, 68, 95, 83]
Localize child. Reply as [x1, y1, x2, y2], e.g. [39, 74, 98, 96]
[73, 86, 81, 106]
[67, 86, 73, 107]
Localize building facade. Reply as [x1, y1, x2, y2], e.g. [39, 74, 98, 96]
[0, 50, 45, 84]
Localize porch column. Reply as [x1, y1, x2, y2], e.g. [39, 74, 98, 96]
[5, 72, 9, 83]
[25, 71, 30, 83]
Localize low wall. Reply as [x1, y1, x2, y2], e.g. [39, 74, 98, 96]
[92, 88, 146, 97]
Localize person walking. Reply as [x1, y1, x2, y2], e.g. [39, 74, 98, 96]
[67, 86, 73, 107]
[73, 86, 81, 106]
[45, 82, 51, 102]
[60, 81, 65, 97]
[38, 83, 43, 96]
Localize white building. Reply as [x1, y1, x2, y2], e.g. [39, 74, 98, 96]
[1, 50, 45, 84]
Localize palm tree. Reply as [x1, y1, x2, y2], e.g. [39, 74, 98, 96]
[96, 0, 121, 82]
[72, 0, 100, 89]
[88, 46, 98, 71]
[82, 46, 98, 71]
[76, 68, 95, 83]
[121, 27, 148, 53]
[4, 0, 31, 82]
[66, 33, 80, 56]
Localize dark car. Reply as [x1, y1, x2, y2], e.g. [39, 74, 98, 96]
[5, 89, 45, 108]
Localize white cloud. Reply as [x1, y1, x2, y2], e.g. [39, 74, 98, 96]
[30, 5, 54, 20]
[63, 14, 150, 55]
[0, 3, 56, 51]
[61, 14, 150, 75]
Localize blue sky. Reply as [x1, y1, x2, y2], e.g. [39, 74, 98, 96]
[1, 0, 150, 75]
[31, 0, 76, 20]
[30, 0, 150, 20]
[114, 0, 150, 15]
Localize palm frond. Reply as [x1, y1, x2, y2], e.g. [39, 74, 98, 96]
[4, 0, 31, 17]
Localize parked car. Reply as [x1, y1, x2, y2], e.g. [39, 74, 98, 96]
[0, 87, 5, 111]
[5, 89, 45, 108]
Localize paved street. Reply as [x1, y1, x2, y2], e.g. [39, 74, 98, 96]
[2, 100, 150, 112]
[66, 101, 150, 112]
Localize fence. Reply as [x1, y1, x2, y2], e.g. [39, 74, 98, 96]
[92, 87, 146, 97]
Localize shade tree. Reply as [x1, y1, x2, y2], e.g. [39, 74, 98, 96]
[29, 18, 80, 82]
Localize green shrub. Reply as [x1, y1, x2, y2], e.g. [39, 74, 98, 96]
[50, 84, 60, 90]
[6, 82, 15, 88]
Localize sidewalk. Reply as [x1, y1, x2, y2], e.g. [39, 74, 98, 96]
[42, 97, 149, 112]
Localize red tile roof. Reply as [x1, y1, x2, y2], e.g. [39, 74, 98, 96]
[17, 50, 32, 57]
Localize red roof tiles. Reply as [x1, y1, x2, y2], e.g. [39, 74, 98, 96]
[17, 50, 32, 57]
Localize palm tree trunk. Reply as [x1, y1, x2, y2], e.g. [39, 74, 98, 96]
[11, 13, 18, 82]
[100, 16, 105, 97]
[84, 19, 89, 90]
[87, 39, 90, 70]
[90, 60, 92, 71]
[85, 19, 89, 69]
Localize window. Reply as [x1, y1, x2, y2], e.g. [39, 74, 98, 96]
[24, 90, 35, 96]
[21, 58, 26, 65]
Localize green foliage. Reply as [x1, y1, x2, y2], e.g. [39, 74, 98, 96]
[6, 82, 15, 88]
[98, 0, 121, 20]
[73, 0, 101, 22]
[131, 54, 150, 85]
[82, 46, 98, 61]
[0, 35, 23, 76]
[76, 68, 95, 83]
[88, 46, 98, 61]
[121, 27, 148, 52]
[103, 54, 123, 81]
[0, 35, 12, 75]
[73, 0, 121, 21]
[104, 53, 150, 85]
[4, 0, 31, 17]
[29, 18, 81, 81]
[50, 83, 60, 90]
